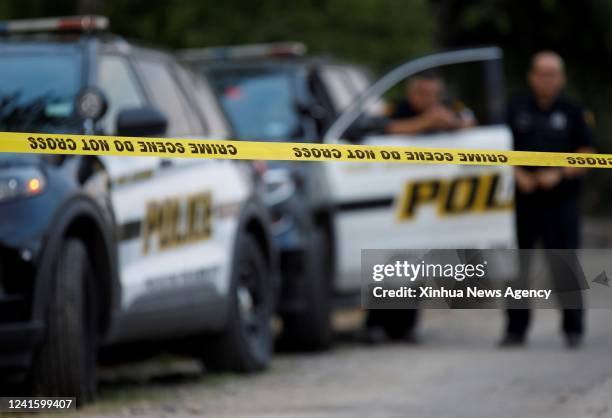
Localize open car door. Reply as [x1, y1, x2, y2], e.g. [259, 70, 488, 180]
[322, 47, 517, 293]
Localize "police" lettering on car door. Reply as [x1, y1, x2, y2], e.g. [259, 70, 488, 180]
[397, 173, 513, 220]
[142, 192, 212, 254]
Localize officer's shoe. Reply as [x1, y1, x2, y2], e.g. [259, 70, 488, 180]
[564, 333, 583, 349]
[498, 333, 526, 348]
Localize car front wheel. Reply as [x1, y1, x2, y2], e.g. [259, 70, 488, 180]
[202, 234, 272, 373]
[278, 227, 333, 351]
[30, 238, 97, 405]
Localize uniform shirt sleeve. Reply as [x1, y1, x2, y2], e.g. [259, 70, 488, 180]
[391, 100, 418, 119]
[571, 105, 595, 151]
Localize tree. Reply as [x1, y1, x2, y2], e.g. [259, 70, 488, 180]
[99, 0, 434, 72]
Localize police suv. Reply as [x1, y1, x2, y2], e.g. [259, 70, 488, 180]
[181, 43, 516, 347]
[0, 17, 276, 402]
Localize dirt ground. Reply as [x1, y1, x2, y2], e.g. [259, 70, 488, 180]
[66, 308, 612, 418]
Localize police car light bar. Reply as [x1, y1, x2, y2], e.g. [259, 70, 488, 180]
[0, 15, 109, 35]
[178, 42, 307, 61]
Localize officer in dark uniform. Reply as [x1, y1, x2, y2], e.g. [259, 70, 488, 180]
[386, 73, 475, 135]
[503, 51, 595, 348]
[364, 73, 475, 344]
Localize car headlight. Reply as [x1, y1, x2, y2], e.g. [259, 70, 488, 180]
[0, 167, 47, 203]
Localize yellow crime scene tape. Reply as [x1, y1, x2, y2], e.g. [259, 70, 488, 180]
[0, 131, 610, 168]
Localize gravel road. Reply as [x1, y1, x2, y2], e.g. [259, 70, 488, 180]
[71, 308, 612, 418]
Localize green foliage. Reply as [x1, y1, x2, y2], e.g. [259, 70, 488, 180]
[0, 0, 434, 72]
[102, 0, 434, 72]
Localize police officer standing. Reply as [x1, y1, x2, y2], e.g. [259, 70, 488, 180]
[503, 51, 595, 348]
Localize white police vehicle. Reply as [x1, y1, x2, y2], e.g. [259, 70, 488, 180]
[322, 48, 515, 295]
[183, 44, 516, 345]
[0, 16, 276, 403]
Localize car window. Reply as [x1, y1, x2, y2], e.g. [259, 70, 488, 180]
[320, 65, 355, 112]
[134, 58, 200, 136]
[175, 65, 230, 138]
[345, 68, 371, 93]
[345, 68, 385, 117]
[321, 65, 384, 117]
[0, 52, 81, 133]
[207, 68, 301, 141]
[97, 55, 145, 135]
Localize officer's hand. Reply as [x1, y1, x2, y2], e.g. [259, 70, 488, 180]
[563, 147, 595, 178]
[536, 168, 563, 190]
[564, 166, 586, 178]
[427, 106, 458, 130]
[515, 168, 538, 194]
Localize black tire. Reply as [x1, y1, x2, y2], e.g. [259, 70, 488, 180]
[382, 313, 412, 340]
[279, 227, 333, 351]
[202, 235, 272, 373]
[30, 239, 97, 405]
[372, 309, 418, 340]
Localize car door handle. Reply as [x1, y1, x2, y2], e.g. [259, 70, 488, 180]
[159, 158, 173, 168]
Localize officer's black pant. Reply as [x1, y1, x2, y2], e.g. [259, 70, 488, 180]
[366, 309, 419, 338]
[506, 196, 585, 337]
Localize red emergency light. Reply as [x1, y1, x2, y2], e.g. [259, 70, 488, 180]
[178, 42, 307, 62]
[0, 15, 109, 35]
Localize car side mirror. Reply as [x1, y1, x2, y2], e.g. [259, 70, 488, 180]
[116, 106, 168, 137]
[75, 87, 108, 122]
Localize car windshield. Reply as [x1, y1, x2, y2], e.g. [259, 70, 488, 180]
[0, 52, 82, 134]
[207, 68, 301, 141]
